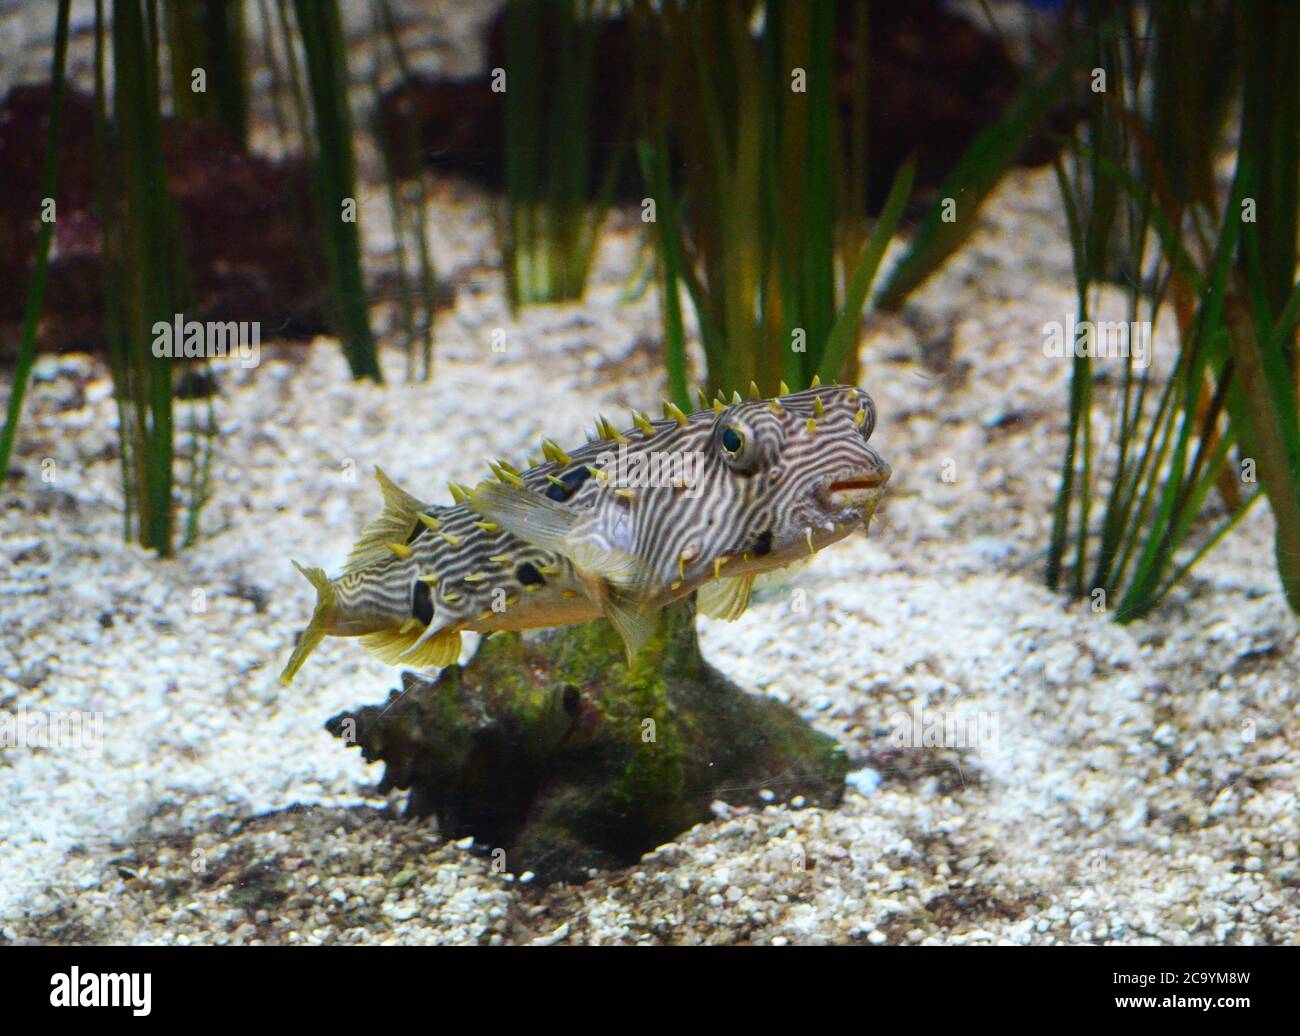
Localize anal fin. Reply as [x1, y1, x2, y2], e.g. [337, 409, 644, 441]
[360, 623, 463, 668]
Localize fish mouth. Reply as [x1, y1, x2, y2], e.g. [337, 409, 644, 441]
[828, 475, 887, 495]
[822, 465, 891, 513]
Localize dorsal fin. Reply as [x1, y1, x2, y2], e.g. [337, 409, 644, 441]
[343, 467, 425, 575]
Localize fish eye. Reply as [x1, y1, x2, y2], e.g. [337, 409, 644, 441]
[717, 420, 758, 473]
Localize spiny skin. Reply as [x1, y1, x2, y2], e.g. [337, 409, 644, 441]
[330, 506, 591, 635]
[282, 383, 890, 681]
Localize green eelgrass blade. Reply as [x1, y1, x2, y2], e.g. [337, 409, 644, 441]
[1109, 354, 1183, 596]
[1045, 151, 1089, 593]
[1267, 276, 1300, 354]
[637, 138, 690, 410]
[1090, 192, 1157, 593]
[258, 0, 294, 148]
[273, 0, 312, 149]
[0, 0, 72, 481]
[1149, 491, 1261, 608]
[164, 0, 248, 144]
[817, 155, 914, 385]
[1226, 197, 1300, 610]
[93, 0, 133, 540]
[112, 0, 180, 554]
[875, 57, 1071, 311]
[1061, 137, 1207, 297]
[1116, 151, 1249, 619]
[1044, 2, 1299, 622]
[292, 0, 381, 380]
[408, 177, 438, 381]
[502, 0, 613, 308]
[1164, 391, 1237, 556]
[696, 0, 760, 393]
[368, 7, 417, 378]
[1054, 123, 1245, 614]
[375, 0, 438, 381]
[1238, 0, 1299, 324]
[780, 0, 836, 389]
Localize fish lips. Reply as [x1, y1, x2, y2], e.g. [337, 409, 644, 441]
[817, 465, 891, 525]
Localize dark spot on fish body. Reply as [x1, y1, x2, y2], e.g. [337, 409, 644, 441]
[412, 579, 435, 624]
[753, 529, 774, 557]
[561, 683, 580, 716]
[545, 465, 592, 502]
[516, 562, 545, 586]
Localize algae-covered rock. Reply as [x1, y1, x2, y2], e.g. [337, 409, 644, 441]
[325, 599, 848, 884]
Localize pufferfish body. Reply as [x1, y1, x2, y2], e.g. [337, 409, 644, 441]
[279, 382, 890, 684]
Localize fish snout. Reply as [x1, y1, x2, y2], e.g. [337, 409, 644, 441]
[823, 448, 891, 513]
[866, 444, 891, 486]
[860, 453, 891, 489]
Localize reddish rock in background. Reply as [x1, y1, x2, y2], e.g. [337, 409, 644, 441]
[375, 0, 1071, 214]
[375, 7, 649, 200]
[843, 0, 1067, 210]
[0, 83, 331, 358]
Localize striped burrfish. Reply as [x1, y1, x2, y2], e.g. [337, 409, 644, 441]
[279, 380, 891, 684]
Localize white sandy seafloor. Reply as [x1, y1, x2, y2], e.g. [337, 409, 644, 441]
[1, 157, 1297, 945]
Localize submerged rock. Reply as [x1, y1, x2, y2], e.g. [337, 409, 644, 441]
[326, 599, 847, 885]
[375, 0, 1071, 214]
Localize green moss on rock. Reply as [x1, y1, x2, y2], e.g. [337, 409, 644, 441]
[326, 599, 848, 884]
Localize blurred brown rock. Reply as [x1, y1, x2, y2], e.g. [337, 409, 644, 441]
[0, 83, 331, 358]
[375, 0, 1070, 213]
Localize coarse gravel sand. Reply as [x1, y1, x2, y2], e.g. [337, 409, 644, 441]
[2, 156, 1296, 945]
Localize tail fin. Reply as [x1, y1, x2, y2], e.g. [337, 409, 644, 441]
[279, 562, 337, 685]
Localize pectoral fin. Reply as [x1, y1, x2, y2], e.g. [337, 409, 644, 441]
[468, 480, 651, 591]
[601, 589, 660, 663]
[697, 573, 755, 621]
[467, 480, 579, 552]
[470, 480, 661, 661]
[753, 557, 809, 593]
